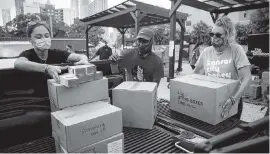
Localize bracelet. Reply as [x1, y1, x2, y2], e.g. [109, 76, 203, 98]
[229, 96, 236, 106]
[44, 64, 49, 74]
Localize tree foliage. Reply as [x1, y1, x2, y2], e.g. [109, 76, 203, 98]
[235, 22, 250, 45]
[249, 8, 269, 34]
[190, 20, 212, 44]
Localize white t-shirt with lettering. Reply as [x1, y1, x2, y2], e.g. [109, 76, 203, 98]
[195, 43, 250, 80]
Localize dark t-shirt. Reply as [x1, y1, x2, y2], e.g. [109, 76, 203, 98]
[18, 49, 71, 97]
[19, 48, 71, 64]
[119, 48, 164, 83]
[97, 45, 112, 60]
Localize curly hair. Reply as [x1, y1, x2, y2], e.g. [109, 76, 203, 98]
[215, 16, 236, 43]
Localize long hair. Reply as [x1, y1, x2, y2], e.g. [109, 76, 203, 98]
[215, 16, 236, 44]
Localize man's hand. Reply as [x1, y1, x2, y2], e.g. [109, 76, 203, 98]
[46, 65, 68, 83]
[221, 97, 235, 118]
[109, 54, 121, 62]
[74, 59, 90, 65]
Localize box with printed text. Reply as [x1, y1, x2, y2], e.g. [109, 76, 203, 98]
[170, 74, 240, 125]
[51, 101, 122, 152]
[54, 132, 124, 153]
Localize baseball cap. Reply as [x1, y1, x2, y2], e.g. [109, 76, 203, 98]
[136, 28, 154, 41]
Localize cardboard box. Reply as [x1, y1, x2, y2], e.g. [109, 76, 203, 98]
[112, 81, 157, 129]
[68, 65, 96, 77]
[78, 73, 95, 84]
[48, 78, 108, 109]
[50, 98, 111, 112]
[51, 101, 122, 152]
[54, 132, 124, 153]
[262, 71, 269, 79]
[244, 84, 261, 99]
[95, 71, 103, 80]
[170, 74, 240, 125]
[261, 83, 269, 95]
[59, 74, 79, 88]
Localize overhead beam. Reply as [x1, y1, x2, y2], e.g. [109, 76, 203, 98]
[169, 0, 183, 18]
[84, 6, 137, 25]
[212, 2, 269, 14]
[176, 18, 186, 32]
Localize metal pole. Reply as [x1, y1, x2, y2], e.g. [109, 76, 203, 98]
[49, 15, 53, 38]
[177, 19, 185, 72]
[85, 26, 90, 59]
[168, 0, 176, 82]
[122, 31, 125, 50]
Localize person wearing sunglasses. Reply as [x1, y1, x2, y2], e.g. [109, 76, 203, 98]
[193, 16, 252, 119]
[14, 21, 89, 83]
[109, 28, 164, 84]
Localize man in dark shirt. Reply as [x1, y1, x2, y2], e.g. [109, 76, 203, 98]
[109, 28, 164, 84]
[90, 41, 112, 60]
[90, 41, 113, 75]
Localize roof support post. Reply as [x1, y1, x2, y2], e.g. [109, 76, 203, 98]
[85, 25, 93, 59]
[168, 0, 179, 81]
[117, 28, 128, 50]
[176, 18, 186, 72]
[130, 10, 146, 35]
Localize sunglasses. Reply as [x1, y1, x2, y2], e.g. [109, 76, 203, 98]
[209, 32, 224, 38]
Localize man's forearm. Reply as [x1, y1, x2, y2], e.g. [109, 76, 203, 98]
[68, 53, 88, 62]
[15, 59, 47, 73]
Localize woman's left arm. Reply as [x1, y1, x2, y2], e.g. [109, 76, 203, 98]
[67, 53, 89, 65]
[233, 66, 252, 102]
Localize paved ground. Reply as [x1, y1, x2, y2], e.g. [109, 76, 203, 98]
[157, 61, 268, 123]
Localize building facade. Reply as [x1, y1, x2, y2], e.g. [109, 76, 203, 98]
[0, 0, 16, 26]
[71, 0, 79, 18]
[55, 8, 75, 26]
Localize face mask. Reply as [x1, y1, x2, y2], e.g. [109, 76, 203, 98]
[138, 40, 152, 58]
[34, 38, 51, 50]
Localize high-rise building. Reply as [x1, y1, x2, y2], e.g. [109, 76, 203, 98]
[87, 0, 108, 16]
[55, 8, 75, 26]
[71, 0, 79, 18]
[40, 0, 56, 20]
[23, 0, 43, 14]
[0, 0, 16, 26]
[15, 0, 24, 15]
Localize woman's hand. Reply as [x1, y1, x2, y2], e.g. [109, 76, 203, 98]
[74, 59, 90, 65]
[221, 97, 236, 118]
[46, 65, 68, 83]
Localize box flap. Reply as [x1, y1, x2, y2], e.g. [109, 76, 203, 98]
[52, 101, 121, 126]
[113, 81, 157, 91]
[172, 74, 238, 88]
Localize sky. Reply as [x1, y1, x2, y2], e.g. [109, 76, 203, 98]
[49, 0, 171, 9]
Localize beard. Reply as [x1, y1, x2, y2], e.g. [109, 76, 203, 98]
[212, 38, 225, 48]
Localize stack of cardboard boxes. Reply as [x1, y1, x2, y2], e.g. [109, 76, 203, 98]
[48, 65, 124, 153]
[243, 75, 261, 99]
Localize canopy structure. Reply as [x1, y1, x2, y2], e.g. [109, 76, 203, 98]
[81, 0, 188, 29]
[179, 0, 269, 22]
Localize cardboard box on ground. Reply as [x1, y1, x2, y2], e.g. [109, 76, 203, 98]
[262, 71, 269, 95]
[113, 81, 158, 129]
[54, 132, 124, 153]
[51, 101, 122, 152]
[243, 75, 261, 99]
[47, 78, 108, 109]
[170, 74, 240, 125]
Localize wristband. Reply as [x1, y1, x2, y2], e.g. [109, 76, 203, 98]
[229, 96, 236, 106]
[44, 64, 49, 74]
